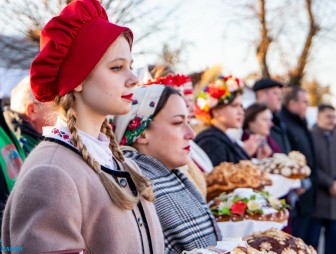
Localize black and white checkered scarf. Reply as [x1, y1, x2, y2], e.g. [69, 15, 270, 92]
[124, 149, 221, 254]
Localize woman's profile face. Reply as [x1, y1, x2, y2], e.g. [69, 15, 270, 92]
[75, 36, 138, 119]
[248, 109, 273, 136]
[212, 94, 244, 129]
[141, 94, 195, 169]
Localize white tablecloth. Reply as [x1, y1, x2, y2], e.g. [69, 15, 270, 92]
[218, 219, 288, 238]
[264, 174, 301, 198]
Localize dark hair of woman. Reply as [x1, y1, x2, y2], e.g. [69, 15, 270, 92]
[243, 103, 269, 130]
[152, 86, 181, 118]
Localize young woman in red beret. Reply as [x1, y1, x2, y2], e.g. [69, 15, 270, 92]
[1, 0, 164, 253]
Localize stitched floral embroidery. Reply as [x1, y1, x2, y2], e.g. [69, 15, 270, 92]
[149, 101, 155, 107]
[51, 128, 74, 145]
[121, 115, 153, 146]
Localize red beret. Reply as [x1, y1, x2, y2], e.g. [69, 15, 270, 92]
[30, 0, 133, 102]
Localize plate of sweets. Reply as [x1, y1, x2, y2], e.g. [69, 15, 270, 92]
[206, 161, 272, 202]
[257, 151, 311, 179]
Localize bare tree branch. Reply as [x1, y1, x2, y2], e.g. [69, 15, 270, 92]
[256, 0, 271, 78]
[289, 0, 320, 86]
[0, 0, 177, 69]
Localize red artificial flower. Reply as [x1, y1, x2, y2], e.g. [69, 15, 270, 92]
[53, 129, 59, 134]
[128, 117, 141, 131]
[183, 88, 193, 95]
[144, 74, 191, 88]
[120, 136, 127, 146]
[207, 84, 227, 99]
[230, 201, 247, 215]
[63, 134, 69, 140]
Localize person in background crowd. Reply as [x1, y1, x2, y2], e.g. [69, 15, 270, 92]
[1, 0, 164, 253]
[194, 75, 254, 166]
[242, 103, 281, 158]
[253, 78, 291, 154]
[309, 104, 336, 254]
[114, 84, 221, 254]
[0, 117, 25, 230]
[148, 64, 175, 79]
[3, 76, 56, 155]
[280, 86, 317, 244]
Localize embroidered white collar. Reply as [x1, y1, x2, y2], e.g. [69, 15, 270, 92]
[43, 117, 115, 170]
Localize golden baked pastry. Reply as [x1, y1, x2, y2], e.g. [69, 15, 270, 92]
[206, 161, 272, 202]
[258, 151, 311, 180]
[244, 228, 317, 254]
[182, 245, 264, 253]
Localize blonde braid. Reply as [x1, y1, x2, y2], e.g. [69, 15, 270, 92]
[101, 119, 154, 202]
[56, 93, 138, 210]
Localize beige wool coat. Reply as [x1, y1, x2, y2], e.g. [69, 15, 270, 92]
[1, 140, 164, 254]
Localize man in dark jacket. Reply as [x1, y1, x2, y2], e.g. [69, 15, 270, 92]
[309, 104, 336, 254]
[253, 78, 291, 154]
[280, 86, 317, 244]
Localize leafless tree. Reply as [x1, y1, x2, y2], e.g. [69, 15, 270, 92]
[221, 0, 336, 87]
[256, 0, 271, 78]
[0, 0, 176, 69]
[288, 0, 320, 86]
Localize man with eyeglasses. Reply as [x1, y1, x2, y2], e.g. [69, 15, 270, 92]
[280, 86, 317, 245]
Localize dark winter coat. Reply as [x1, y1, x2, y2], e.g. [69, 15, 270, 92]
[311, 125, 336, 220]
[280, 106, 317, 215]
[270, 112, 291, 154]
[194, 125, 250, 166]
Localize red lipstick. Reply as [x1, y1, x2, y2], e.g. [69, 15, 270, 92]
[183, 146, 191, 151]
[121, 93, 133, 101]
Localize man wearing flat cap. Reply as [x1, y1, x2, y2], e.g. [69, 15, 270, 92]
[253, 78, 291, 154]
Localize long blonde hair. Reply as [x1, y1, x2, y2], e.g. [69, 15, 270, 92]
[55, 92, 154, 210]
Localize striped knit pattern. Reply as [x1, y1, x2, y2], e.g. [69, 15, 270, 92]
[124, 150, 221, 254]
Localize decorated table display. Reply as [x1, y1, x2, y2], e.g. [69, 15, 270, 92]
[210, 188, 289, 238]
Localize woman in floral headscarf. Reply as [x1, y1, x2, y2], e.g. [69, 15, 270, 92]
[143, 71, 212, 198]
[194, 75, 252, 166]
[114, 84, 221, 254]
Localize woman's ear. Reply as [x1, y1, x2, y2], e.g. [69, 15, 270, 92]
[135, 131, 149, 145]
[211, 107, 219, 118]
[74, 83, 83, 92]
